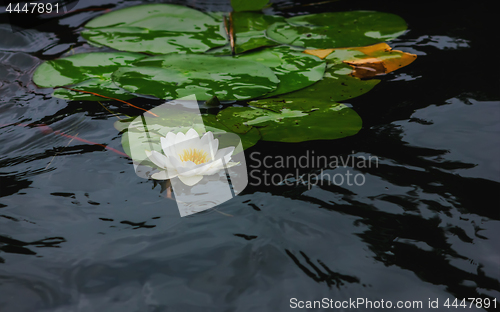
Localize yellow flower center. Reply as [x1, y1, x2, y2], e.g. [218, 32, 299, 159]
[179, 148, 209, 165]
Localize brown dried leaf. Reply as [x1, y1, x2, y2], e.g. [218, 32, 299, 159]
[304, 43, 417, 78]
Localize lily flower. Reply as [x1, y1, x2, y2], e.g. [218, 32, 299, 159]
[145, 128, 237, 186]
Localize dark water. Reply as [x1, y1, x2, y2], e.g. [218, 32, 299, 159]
[0, 1, 498, 311]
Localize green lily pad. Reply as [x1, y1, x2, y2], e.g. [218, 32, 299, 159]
[290, 62, 380, 101]
[52, 79, 135, 101]
[216, 104, 362, 142]
[82, 27, 226, 55]
[231, 0, 269, 12]
[208, 12, 284, 55]
[82, 4, 227, 54]
[236, 45, 326, 97]
[202, 114, 261, 150]
[111, 54, 280, 101]
[32, 52, 147, 100]
[249, 62, 379, 111]
[266, 11, 407, 49]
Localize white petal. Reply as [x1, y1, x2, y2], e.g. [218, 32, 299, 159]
[162, 132, 177, 148]
[208, 140, 219, 160]
[176, 139, 199, 155]
[185, 128, 200, 140]
[164, 143, 179, 160]
[213, 146, 235, 161]
[200, 132, 219, 159]
[174, 131, 186, 145]
[187, 160, 217, 175]
[178, 174, 203, 186]
[166, 131, 177, 141]
[180, 160, 197, 170]
[226, 161, 239, 168]
[200, 131, 213, 146]
[169, 156, 185, 169]
[203, 161, 225, 175]
[151, 170, 177, 180]
[145, 150, 169, 169]
[176, 162, 207, 177]
[223, 153, 233, 165]
[161, 136, 176, 156]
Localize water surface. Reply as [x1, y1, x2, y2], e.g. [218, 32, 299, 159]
[0, 1, 498, 311]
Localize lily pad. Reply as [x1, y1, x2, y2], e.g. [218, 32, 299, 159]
[111, 54, 280, 101]
[32, 52, 147, 100]
[202, 114, 261, 150]
[53, 79, 135, 101]
[82, 4, 227, 54]
[266, 11, 407, 49]
[216, 105, 362, 142]
[249, 62, 380, 111]
[236, 45, 326, 97]
[208, 12, 284, 55]
[305, 43, 417, 79]
[231, 0, 269, 12]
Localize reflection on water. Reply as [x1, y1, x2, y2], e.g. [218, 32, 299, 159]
[0, 0, 498, 311]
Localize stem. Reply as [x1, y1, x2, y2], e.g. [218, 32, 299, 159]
[229, 12, 235, 55]
[58, 87, 158, 117]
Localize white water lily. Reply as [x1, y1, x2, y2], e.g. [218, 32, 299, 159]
[145, 128, 237, 186]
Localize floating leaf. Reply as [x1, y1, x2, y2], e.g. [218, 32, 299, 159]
[343, 45, 417, 78]
[266, 11, 407, 49]
[202, 114, 261, 150]
[250, 63, 380, 111]
[216, 104, 362, 142]
[236, 45, 326, 97]
[303, 48, 363, 60]
[52, 79, 135, 101]
[32, 52, 147, 100]
[231, 0, 269, 12]
[207, 12, 284, 55]
[111, 54, 279, 101]
[82, 4, 227, 54]
[305, 43, 417, 78]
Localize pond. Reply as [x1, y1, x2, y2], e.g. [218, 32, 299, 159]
[0, 0, 498, 311]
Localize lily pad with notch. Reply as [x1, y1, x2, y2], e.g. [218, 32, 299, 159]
[82, 4, 227, 54]
[266, 11, 407, 49]
[216, 105, 362, 142]
[249, 62, 380, 111]
[235, 45, 326, 97]
[111, 54, 280, 101]
[32, 52, 148, 101]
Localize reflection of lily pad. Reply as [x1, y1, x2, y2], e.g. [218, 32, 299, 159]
[82, 4, 227, 54]
[236, 46, 326, 97]
[216, 105, 362, 142]
[267, 11, 407, 49]
[32, 52, 147, 100]
[111, 54, 279, 100]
